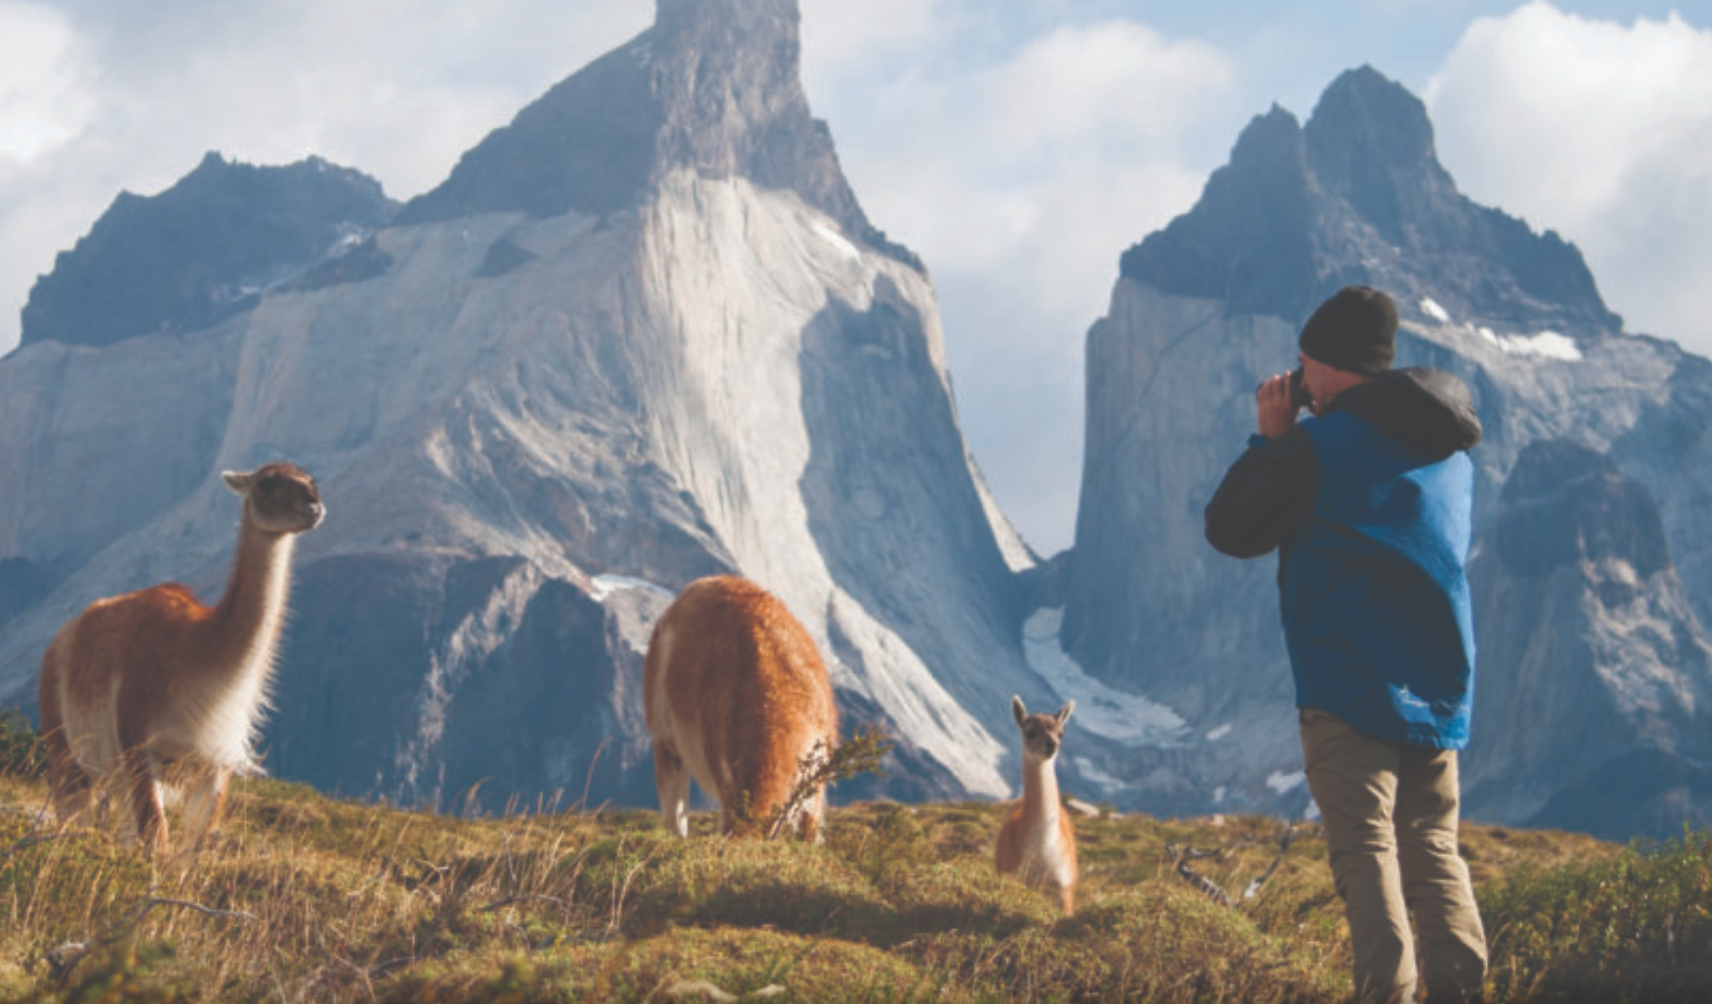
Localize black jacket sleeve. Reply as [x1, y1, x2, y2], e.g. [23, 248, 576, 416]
[1203, 427, 1320, 559]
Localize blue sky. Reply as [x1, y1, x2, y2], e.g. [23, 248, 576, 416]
[1, 0, 1707, 554]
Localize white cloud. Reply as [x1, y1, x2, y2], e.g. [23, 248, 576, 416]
[801, 17, 1238, 552]
[0, 4, 97, 166]
[982, 22, 1233, 149]
[1426, 2, 1712, 352]
[799, 0, 953, 72]
[0, 1, 648, 355]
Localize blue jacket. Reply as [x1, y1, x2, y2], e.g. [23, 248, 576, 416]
[1205, 368, 1482, 748]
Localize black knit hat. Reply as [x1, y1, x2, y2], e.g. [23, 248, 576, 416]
[1298, 285, 1398, 375]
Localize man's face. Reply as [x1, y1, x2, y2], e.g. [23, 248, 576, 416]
[1299, 353, 1334, 414]
[1298, 353, 1374, 415]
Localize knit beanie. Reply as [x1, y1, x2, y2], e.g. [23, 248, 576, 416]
[1298, 285, 1398, 375]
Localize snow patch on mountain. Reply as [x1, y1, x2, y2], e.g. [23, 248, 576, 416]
[1022, 607, 1186, 746]
[811, 220, 861, 263]
[590, 574, 674, 602]
[1071, 756, 1131, 794]
[1480, 327, 1583, 361]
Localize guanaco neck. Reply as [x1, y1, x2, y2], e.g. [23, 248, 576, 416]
[201, 516, 298, 675]
[1020, 754, 1062, 827]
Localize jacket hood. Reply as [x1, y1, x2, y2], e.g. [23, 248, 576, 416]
[1328, 367, 1482, 459]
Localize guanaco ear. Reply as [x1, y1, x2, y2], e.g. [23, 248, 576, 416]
[221, 470, 255, 495]
[1055, 701, 1076, 727]
[1011, 695, 1027, 727]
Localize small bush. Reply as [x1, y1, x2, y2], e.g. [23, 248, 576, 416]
[1482, 827, 1712, 1003]
[0, 710, 45, 779]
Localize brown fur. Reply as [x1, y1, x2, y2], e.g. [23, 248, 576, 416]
[643, 575, 839, 840]
[37, 462, 324, 853]
[994, 695, 1078, 914]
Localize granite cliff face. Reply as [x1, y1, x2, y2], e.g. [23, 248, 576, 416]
[0, 0, 1030, 810]
[1064, 66, 1712, 837]
[1465, 441, 1712, 840]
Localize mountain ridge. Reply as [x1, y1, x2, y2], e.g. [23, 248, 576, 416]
[3, 23, 1709, 839]
[0, 0, 1024, 814]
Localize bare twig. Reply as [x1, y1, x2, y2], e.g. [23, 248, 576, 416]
[3, 830, 87, 858]
[1242, 821, 1295, 901]
[608, 835, 663, 934]
[764, 726, 891, 839]
[46, 890, 256, 988]
[144, 896, 259, 922]
[479, 893, 572, 913]
[369, 955, 415, 978]
[577, 736, 610, 813]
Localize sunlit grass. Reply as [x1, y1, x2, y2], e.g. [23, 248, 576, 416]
[0, 744, 1696, 1002]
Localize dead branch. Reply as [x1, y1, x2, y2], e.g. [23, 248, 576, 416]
[1168, 819, 1299, 908]
[1242, 821, 1295, 901]
[764, 726, 891, 839]
[46, 891, 256, 988]
[1168, 843, 1234, 908]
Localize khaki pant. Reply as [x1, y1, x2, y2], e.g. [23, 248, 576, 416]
[1299, 709, 1488, 1004]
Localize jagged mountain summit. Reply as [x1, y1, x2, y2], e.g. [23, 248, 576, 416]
[1061, 65, 1712, 838]
[0, 0, 1037, 810]
[1117, 65, 1618, 339]
[18, 154, 397, 351]
[396, 0, 915, 271]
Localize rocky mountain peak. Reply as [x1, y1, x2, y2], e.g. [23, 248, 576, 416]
[400, 0, 917, 267]
[650, 0, 809, 180]
[1303, 65, 1457, 250]
[1304, 66, 1441, 183]
[1118, 66, 1619, 338]
[19, 153, 395, 350]
[1116, 105, 1314, 317]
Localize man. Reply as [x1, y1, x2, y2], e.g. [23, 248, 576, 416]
[1204, 285, 1488, 1004]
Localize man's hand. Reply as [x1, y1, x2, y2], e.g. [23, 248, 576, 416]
[1256, 372, 1301, 439]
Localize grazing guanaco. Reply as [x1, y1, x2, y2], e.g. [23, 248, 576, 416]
[994, 695, 1078, 914]
[37, 462, 324, 853]
[643, 575, 839, 840]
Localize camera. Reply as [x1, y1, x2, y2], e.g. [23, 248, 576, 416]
[1256, 368, 1313, 410]
[1287, 367, 1311, 409]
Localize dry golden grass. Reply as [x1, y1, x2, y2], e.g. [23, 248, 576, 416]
[0, 761, 1693, 1004]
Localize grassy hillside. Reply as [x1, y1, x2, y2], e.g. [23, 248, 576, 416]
[0, 719, 1707, 1002]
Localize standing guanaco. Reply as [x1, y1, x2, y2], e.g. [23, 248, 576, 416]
[995, 695, 1078, 913]
[38, 463, 324, 853]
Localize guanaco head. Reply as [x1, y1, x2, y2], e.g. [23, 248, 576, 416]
[1011, 695, 1074, 764]
[222, 462, 325, 535]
